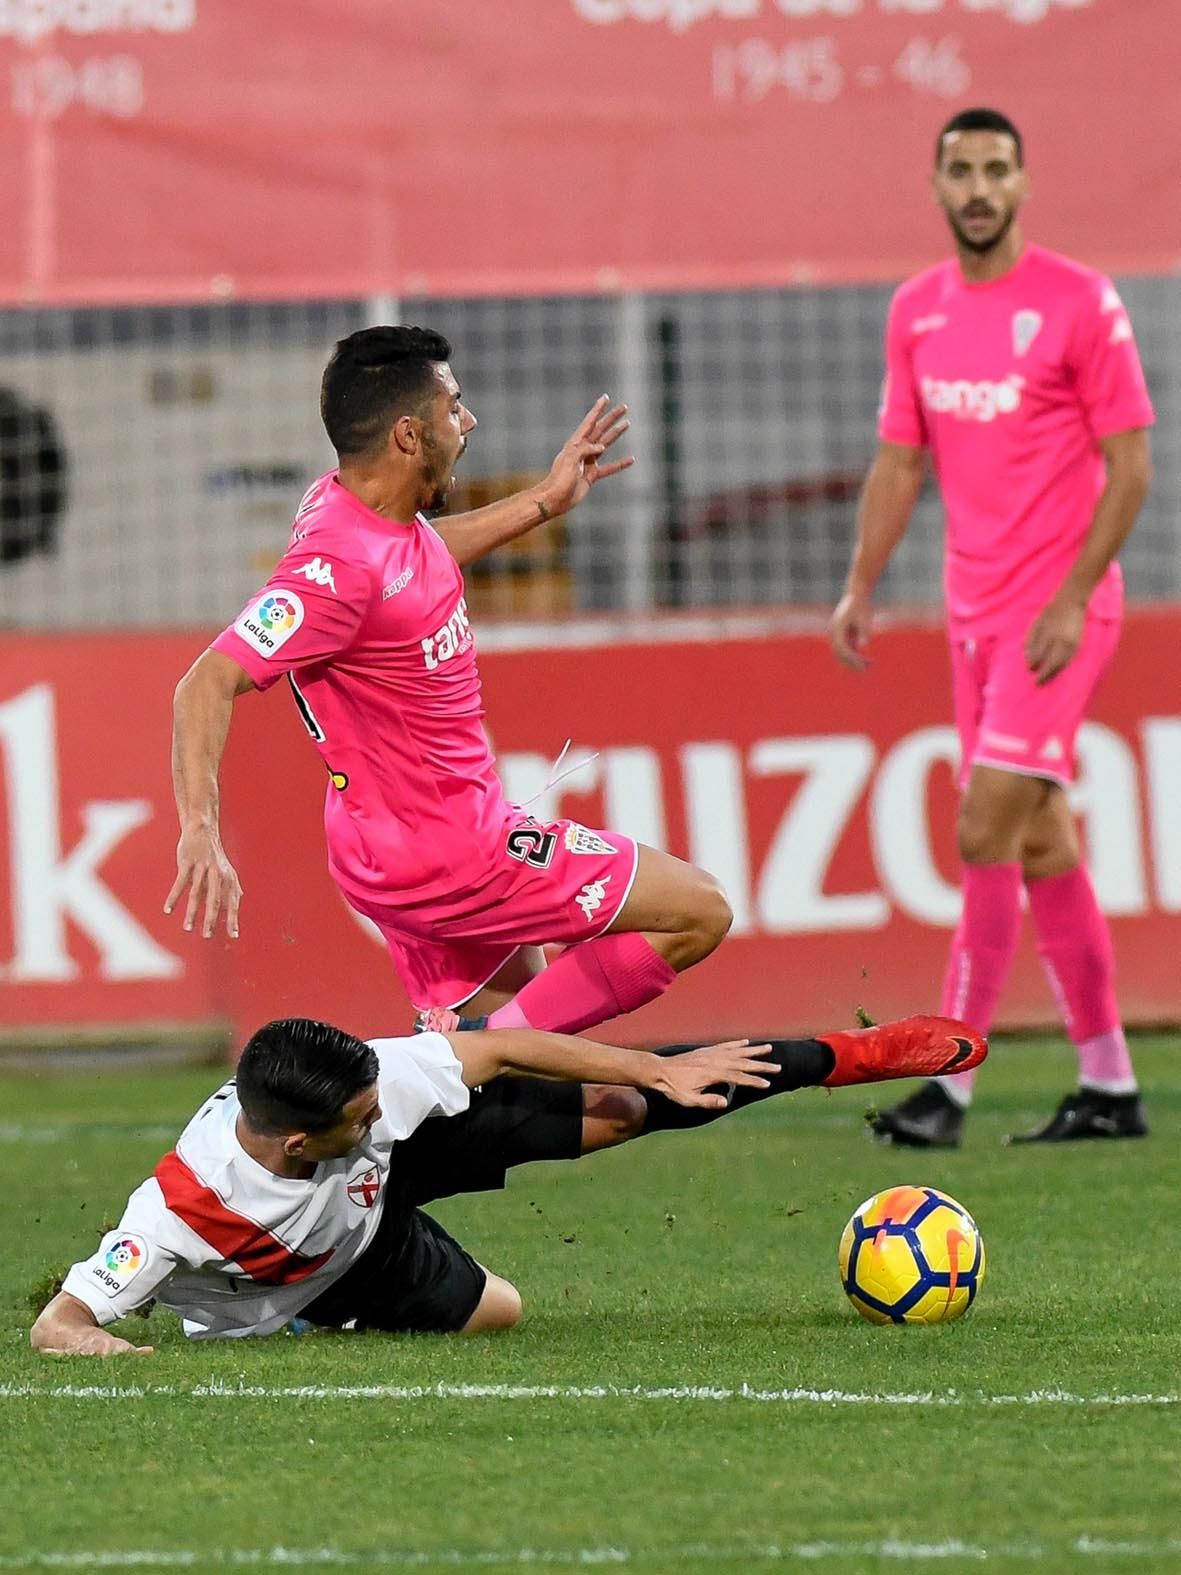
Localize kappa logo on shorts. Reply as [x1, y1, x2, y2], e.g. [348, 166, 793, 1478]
[575, 876, 612, 921]
[1041, 736, 1064, 761]
[564, 824, 618, 857]
[981, 729, 1029, 755]
[347, 1166, 381, 1210]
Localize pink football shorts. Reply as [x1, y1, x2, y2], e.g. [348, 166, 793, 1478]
[347, 809, 640, 1010]
[950, 615, 1120, 790]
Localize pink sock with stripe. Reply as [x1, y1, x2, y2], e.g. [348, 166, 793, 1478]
[935, 861, 1024, 1107]
[1027, 865, 1137, 1093]
[486, 932, 677, 1035]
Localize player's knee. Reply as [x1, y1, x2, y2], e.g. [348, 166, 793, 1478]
[956, 802, 1013, 865]
[463, 1274, 523, 1333]
[686, 872, 733, 955]
[581, 1085, 648, 1152]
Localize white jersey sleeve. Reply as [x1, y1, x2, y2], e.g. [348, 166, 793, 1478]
[61, 1177, 183, 1326]
[368, 1031, 470, 1140]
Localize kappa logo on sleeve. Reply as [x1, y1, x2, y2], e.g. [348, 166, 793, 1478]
[293, 556, 337, 593]
[235, 591, 305, 657]
[90, 1234, 148, 1297]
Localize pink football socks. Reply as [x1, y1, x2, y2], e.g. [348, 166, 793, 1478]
[936, 859, 1137, 1105]
[1027, 866, 1137, 1094]
[935, 861, 1023, 1107]
[486, 931, 677, 1035]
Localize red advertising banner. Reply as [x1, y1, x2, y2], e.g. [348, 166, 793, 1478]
[0, 1, 1177, 305]
[2, 611, 1180, 1050]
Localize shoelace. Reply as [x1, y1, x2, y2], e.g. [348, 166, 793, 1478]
[519, 737, 600, 810]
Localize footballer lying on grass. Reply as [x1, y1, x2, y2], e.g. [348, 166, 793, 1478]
[31, 1014, 985, 1355]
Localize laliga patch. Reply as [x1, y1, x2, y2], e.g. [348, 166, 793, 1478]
[564, 824, 618, 856]
[90, 1233, 148, 1297]
[235, 590, 305, 658]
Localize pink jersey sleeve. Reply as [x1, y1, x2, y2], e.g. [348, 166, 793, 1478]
[212, 542, 370, 691]
[1069, 278, 1155, 439]
[877, 291, 927, 449]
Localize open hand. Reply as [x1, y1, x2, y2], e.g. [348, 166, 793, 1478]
[652, 1039, 779, 1109]
[830, 589, 873, 670]
[537, 396, 634, 518]
[164, 824, 243, 939]
[40, 1329, 154, 1357]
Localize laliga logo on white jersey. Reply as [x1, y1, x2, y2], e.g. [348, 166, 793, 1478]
[921, 374, 1025, 423]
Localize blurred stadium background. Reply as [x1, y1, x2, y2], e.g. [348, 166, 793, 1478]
[1, 0, 1178, 1053]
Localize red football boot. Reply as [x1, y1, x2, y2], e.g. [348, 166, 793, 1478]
[818, 1016, 987, 1089]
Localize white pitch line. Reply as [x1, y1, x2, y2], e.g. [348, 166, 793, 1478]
[2, 1381, 1180, 1407]
[2, 1538, 1181, 1569]
[0, 1124, 175, 1144]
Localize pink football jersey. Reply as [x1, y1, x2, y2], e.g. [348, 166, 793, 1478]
[213, 474, 504, 906]
[879, 245, 1154, 633]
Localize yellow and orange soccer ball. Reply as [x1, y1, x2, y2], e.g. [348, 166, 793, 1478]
[839, 1185, 986, 1326]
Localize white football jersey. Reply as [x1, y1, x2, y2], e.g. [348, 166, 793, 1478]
[61, 1033, 468, 1340]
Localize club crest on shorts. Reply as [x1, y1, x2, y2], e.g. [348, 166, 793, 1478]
[563, 824, 618, 856]
[347, 1165, 381, 1209]
[1012, 309, 1042, 357]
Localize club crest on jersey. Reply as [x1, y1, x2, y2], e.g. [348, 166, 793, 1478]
[347, 1166, 381, 1209]
[236, 591, 305, 656]
[575, 876, 612, 921]
[293, 556, 337, 593]
[1012, 310, 1043, 357]
[564, 824, 618, 856]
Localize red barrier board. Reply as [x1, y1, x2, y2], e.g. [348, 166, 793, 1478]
[2, 611, 1180, 1049]
[0, 1, 1177, 304]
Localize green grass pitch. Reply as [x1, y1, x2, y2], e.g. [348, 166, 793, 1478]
[2, 1036, 1180, 1573]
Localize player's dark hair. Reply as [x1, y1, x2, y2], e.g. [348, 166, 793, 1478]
[320, 325, 453, 460]
[235, 1018, 379, 1136]
[935, 108, 1023, 168]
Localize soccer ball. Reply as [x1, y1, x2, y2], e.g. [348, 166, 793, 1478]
[839, 1184, 985, 1325]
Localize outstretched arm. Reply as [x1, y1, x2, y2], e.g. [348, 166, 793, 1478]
[31, 1292, 154, 1358]
[166, 648, 253, 938]
[432, 396, 634, 567]
[447, 1028, 777, 1111]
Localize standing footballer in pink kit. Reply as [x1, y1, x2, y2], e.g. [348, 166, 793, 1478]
[830, 109, 1155, 1147]
[166, 327, 733, 1036]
